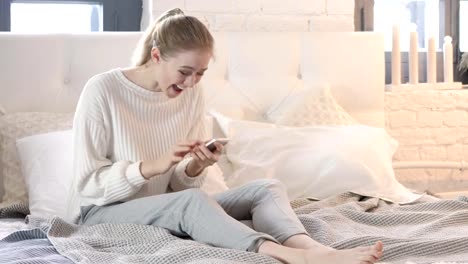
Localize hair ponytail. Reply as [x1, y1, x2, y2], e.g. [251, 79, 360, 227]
[132, 8, 213, 66]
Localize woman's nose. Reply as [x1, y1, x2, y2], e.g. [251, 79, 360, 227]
[184, 75, 196, 87]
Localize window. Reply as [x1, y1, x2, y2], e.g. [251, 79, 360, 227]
[461, 1, 468, 52]
[355, 0, 466, 84]
[374, 0, 443, 51]
[11, 2, 103, 33]
[0, 0, 142, 32]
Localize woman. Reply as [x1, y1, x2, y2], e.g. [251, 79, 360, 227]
[66, 8, 383, 264]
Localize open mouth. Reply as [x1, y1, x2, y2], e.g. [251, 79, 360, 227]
[172, 84, 185, 92]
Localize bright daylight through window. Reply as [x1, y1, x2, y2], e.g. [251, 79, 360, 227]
[461, 0, 467, 52]
[374, 0, 442, 51]
[10, 2, 102, 33]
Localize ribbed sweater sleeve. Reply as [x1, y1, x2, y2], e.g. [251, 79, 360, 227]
[73, 118, 147, 206]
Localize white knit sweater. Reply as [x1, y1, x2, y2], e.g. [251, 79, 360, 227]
[66, 69, 208, 223]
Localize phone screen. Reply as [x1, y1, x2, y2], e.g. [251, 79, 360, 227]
[205, 138, 229, 152]
[205, 139, 217, 152]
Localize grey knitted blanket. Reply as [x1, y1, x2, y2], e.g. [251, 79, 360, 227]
[4, 193, 468, 264]
[292, 193, 468, 264]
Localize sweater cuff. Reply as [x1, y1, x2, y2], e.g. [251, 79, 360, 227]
[126, 161, 147, 187]
[174, 158, 207, 188]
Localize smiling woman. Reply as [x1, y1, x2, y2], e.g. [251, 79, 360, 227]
[64, 7, 385, 264]
[125, 8, 213, 97]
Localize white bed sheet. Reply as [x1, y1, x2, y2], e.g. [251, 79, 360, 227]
[0, 218, 28, 239]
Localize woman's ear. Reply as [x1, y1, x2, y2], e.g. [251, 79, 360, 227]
[151, 47, 162, 64]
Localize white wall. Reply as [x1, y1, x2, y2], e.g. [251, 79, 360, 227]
[150, 0, 354, 32]
[386, 90, 468, 194]
[148, 1, 468, 195]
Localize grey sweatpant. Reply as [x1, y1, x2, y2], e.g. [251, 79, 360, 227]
[80, 179, 308, 252]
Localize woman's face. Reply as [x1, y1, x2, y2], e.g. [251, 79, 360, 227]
[156, 49, 211, 98]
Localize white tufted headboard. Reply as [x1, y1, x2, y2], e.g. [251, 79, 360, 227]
[0, 32, 385, 126]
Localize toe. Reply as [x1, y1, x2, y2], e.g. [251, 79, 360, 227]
[375, 241, 384, 252]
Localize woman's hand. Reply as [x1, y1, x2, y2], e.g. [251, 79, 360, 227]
[185, 141, 224, 177]
[140, 140, 199, 179]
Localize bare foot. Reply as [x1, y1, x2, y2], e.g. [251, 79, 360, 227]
[301, 241, 384, 264]
[258, 240, 383, 264]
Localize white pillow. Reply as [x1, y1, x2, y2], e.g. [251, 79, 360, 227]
[0, 112, 74, 206]
[212, 113, 422, 204]
[209, 111, 274, 182]
[210, 110, 276, 138]
[16, 130, 74, 218]
[266, 83, 356, 126]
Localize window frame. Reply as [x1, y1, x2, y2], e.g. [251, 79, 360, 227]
[355, 0, 464, 84]
[0, 0, 142, 32]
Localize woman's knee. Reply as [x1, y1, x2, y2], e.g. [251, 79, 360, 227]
[246, 179, 286, 195]
[178, 188, 211, 203]
[249, 179, 284, 189]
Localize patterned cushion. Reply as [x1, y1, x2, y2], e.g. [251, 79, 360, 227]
[0, 112, 73, 205]
[272, 84, 356, 126]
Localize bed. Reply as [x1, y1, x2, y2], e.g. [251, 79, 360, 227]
[1, 32, 468, 264]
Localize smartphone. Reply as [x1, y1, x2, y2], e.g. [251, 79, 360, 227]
[205, 138, 230, 152]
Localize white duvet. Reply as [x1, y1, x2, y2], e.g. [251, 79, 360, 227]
[222, 122, 422, 204]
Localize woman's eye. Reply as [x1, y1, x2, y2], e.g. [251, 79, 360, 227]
[197, 72, 204, 76]
[179, 71, 191, 76]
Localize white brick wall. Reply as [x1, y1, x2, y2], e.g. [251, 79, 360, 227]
[151, 0, 354, 32]
[309, 15, 354, 32]
[386, 90, 468, 193]
[327, 0, 355, 15]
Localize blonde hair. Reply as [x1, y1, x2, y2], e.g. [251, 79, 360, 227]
[132, 8, 214, 66]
